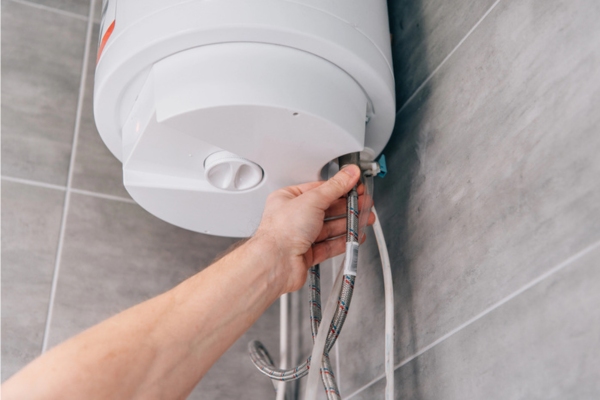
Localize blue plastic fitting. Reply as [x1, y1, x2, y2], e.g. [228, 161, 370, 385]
[377, 154, 387, 178]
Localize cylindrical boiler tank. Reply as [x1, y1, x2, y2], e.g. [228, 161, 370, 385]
[94, 0, 395, 237]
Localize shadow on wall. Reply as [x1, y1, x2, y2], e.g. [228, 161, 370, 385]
[376, 1, 432, 398]
[389, 0, 431, 109]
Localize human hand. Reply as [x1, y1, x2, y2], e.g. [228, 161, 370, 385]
[253, 165, 375, 295]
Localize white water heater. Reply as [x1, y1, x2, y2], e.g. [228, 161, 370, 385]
[94, 0, 395, 237]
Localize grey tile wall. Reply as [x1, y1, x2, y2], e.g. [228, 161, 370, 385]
[1, 182, 64, 380]
[45, 193, 239, 348]
[388, 0, 497, 108]
[1, 0, 86, 185]
[0, 0, 284, 397]
[26, 0, 90, 18]
[339, 0, 600, 397]
[352, 243, 600, 400]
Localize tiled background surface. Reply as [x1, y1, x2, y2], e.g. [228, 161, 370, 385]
[2, 0, 600, 399]
[338, 0, 600, 398]
[1, 0, 283, 397]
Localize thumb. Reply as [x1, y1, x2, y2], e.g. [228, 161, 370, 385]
[306, 165, 361, 209]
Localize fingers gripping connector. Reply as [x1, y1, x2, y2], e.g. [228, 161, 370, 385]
[249, 152, 364, 400]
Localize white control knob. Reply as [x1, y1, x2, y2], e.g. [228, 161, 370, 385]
[204, 151, 264, 191]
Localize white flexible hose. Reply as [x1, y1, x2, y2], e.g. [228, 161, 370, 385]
[276, 293, 289, 400]
[303, 169, 395, 399]
[372, 207, 395, 400]
[303, 210, 395, 400]
[303, 258, 345, 400]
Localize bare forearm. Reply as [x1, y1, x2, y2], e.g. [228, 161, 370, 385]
[2, 166, 364, 400]
[166, 235, 283, 379]
[3, 236, 283, 400]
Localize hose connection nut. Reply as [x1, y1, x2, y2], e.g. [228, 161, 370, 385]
[360, 154, 387, 177]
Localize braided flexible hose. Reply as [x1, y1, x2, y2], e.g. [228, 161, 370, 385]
[247, 271, 355, 382]
[346, 187, 359, 243]
[249, 157, 361, 400]
[310, 265, 353, 400]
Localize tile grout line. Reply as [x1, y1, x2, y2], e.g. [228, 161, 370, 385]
[1, 175, 135, 204]
[344, 238, 600, 399]
[1, 175, 66, 192]
[396, 0, 503, 116]
[71, 188, 136, 204]
[41, 0, 98, 353]
[7, 0, 88, 21]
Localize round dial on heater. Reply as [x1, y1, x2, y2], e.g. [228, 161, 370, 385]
[204, 151, 264, 191]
